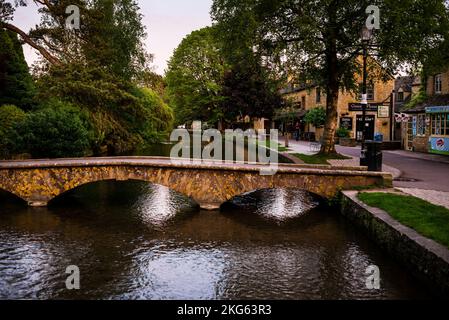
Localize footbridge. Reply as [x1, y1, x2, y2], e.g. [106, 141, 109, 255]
[0, 157, 392, 210]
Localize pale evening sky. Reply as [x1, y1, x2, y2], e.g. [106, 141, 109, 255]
[12, 0, 213, 75]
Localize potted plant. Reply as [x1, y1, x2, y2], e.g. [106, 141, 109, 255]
[336, 127, 356, 147]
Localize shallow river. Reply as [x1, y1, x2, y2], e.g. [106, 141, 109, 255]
[0, 182, 432, 299]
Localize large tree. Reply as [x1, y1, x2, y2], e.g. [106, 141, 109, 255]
[166, 27, 227, 127]
[0, 29, 35, 109]
[212, 0, 449, 154]
[220, 61, 284, 121]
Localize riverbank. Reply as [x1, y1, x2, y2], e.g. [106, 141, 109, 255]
[340, 190, 449, 297]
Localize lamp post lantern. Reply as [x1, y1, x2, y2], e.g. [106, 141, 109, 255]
[360, 26, 373, 166]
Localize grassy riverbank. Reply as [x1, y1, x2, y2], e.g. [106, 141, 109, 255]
[358, 192, 449, 249]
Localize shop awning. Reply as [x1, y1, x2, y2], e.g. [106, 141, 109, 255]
[274, 109, 307, 121]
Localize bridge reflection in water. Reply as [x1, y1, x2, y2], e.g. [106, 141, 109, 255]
[0, 181, 432, 300]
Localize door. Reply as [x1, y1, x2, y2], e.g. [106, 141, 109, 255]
[356, 115, 375, 141]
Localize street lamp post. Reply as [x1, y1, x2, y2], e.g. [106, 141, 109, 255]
[360, 26, 373, 166]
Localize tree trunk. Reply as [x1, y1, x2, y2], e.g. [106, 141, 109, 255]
[320, 81, 339, 155]
[320, 12, 339, 155]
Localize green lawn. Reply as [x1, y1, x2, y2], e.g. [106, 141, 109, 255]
[358, 192, 449, 249]
[262, 140, 289, 152]
[292, 153, 351, 165]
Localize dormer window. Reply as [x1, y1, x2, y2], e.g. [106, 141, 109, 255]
[434, 74, 442, 94]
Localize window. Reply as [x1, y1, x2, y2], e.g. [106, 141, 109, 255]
[302, 96, 306, 109]
[397, 92, 404, 102]
[359, 83, 375, 101]
[417, 114, 426, 136]
[316, 88, 321, 103]
[446, 113, 449, 136]
[431, 113, 449, 136]
[434, 74, 442, 94]
[367, 84, 375, 100]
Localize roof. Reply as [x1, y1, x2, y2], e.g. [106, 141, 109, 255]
[403, 94, 449, 114]
[394, 76, 415, 93]
[396, 94, 412, 112]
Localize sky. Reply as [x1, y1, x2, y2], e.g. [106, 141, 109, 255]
[12, 0, 213, 75]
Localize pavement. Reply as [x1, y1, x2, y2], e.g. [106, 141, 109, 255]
[277, 137, 449, 209]
[396, 188, 449, 210]
[279, 139, 401, 178]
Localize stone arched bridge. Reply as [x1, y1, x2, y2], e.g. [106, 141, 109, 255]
[0, 157, 392, 210]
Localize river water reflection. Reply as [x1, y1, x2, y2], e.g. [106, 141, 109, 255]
[0, 181, 433, 300]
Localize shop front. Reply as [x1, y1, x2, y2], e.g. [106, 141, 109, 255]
[427, 106, 449, 155]
[346, 103, 392, 142]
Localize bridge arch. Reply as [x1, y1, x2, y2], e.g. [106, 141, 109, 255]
[46, 178, 200, 208]
[0, 188, 28, 205]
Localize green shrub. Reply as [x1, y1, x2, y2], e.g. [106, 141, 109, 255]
[0, 104, 26, 158]
[304, 107, 326, 128]
[11, 103, 90, 158]
[336, 127, 350, 138]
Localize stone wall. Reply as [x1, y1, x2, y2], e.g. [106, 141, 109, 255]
[340, 191, 449, 297]
[412, 136, 429, 153]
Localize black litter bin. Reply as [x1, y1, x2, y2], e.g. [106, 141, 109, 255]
[360, 141, 383, 171]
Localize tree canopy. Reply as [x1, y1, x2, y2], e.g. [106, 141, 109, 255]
[166, 27, 227, 126]
[166, 26, 284, 128]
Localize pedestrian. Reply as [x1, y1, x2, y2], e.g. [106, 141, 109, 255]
[295, 122, 301, 141]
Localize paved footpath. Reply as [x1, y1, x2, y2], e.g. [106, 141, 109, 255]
[396, 188, 449, 210]
[277, 137, 449, 209]
[278, 139, 401, 178]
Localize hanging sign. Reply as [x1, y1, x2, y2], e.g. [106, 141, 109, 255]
[378, 105, 390, 118]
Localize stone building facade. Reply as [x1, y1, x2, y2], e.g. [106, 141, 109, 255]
[281, 72, 395, 142]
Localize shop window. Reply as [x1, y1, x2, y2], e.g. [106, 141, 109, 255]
[431, 114, 436, 135]
[431, 113, 449, 136]
[446, 113, 449, 136]
[417, 114, 426, 136]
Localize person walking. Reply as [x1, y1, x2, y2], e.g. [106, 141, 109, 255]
[295, 122, 301, 141]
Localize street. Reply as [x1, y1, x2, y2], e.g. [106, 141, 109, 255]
[337, 145, 449, 192]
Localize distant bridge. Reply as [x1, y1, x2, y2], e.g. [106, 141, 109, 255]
[0, 157, 392, 210]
